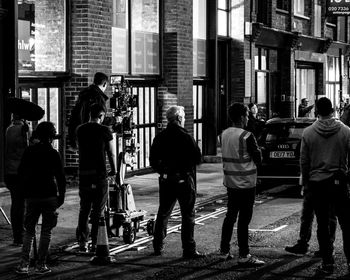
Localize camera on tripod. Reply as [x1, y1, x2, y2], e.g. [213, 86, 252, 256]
[109, 75, 137, 134]
[109, 75, 139, 167]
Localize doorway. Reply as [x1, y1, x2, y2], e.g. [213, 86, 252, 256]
[217, 40, 230, 134]
[295, 66, 317, 118]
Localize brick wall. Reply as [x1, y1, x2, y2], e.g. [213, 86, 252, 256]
[162, 0, 194, 134]
[64, 0, 112, 167]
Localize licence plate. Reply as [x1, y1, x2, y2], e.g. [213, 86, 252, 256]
[270, 151, 295, 158]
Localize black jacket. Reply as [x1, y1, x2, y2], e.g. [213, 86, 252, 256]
[18, 142, 66, 199]
[68, 84, 108, 148]
[150, 123, 202, 176]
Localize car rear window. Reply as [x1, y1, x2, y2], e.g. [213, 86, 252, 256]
[265, 124, 308, 142]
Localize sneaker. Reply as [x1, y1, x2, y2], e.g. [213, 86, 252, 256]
[34, 264, 51, 275]
[79, 242, 88, 252]
[238, 254, 265, 267]
[183, 250, 206, 259]
[285, 243, 308, 255]
[316, 263, 334, 275]
[15, 262, 29, 275]
[218, 250, 234, 260]
[89, 243, 96, 253]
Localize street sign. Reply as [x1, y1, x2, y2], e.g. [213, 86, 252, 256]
[327, 0, 350, 16]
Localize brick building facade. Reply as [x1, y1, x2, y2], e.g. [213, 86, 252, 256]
[0, 0, 350, 182]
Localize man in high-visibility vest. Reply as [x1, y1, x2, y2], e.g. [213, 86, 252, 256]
[219, 102, 265, 267]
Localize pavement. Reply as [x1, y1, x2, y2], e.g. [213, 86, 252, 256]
[1, 163, 350, 279]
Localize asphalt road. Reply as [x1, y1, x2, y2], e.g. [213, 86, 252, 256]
[1, 182, 350, 279]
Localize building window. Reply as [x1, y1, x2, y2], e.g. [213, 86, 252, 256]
[256, 0, 268, 25]
[277, 0, 289, 11]
[132, 86, 157, 169]
[294, 0, 304, 15]
[193, 84, 204, 151]
[218, 0, 229, 36]
[19, 86, 62, 150]
[326, 56, 341, 117]
[337, 16, 347, 42]
[18, 0, 67, 74]
[254, 48, 268, 71]
[112, 0, 160, 75]
[193, 0, 207, 77]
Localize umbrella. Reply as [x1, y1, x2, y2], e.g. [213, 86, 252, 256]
[6, 98, 45, 121]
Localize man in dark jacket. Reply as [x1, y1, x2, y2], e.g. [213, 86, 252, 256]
[68, 72, 109, 149]
[150, 105, 204, 259]
[15, 122, 66, 275]
[300, 97, 350, 275]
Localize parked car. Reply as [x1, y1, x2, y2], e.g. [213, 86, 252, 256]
[257, 117, 316, 186]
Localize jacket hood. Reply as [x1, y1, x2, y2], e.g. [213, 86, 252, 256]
[313, 118, 343, 138]
[79, 84, 108, 101]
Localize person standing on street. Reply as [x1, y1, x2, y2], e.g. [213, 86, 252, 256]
[284, 186, 337, 256]
[300, 97, 350, 275]
[246, 103, 264, 139]
[219, 103, 265, 266]
[76, 103, 116, 252]
[298, 98, 314, 117]
[15, 122, 66, 275]
[68, 72, 109, 149]
[150, 105, 204, 259]
[4, 114, 30, 246]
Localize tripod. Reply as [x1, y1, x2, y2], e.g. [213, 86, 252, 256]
[0, 206, 11, 224]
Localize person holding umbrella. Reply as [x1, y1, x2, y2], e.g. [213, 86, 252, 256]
[5, 97, 45, 246]
[4, 113, 30, 246]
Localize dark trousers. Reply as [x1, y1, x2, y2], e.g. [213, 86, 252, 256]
[309, 178, 350, 265]
[77, 175, 108, 245]
[153, 174, 196, 254]
[21, 197, 58, 265]
[5, 174, 25, 244]
[220, 187, 256, 257]
[297, 188, 337, 247]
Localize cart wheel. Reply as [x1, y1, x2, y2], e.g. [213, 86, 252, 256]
[123, 224, 136, 244]
[146, 219, 155, 236]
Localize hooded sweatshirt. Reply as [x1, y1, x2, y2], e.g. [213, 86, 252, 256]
[300, 117, 350, 183]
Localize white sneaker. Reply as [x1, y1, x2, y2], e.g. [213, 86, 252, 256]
[238, 254, 265, 266]
[34, 264, 51, 275]
[15, 262, 29, 274]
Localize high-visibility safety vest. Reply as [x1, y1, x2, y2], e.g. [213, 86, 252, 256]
[221, 127, 257, 189]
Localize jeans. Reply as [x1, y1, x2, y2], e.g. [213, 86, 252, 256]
[77, 175, 108, 245]
[153, 174, 197, 254]
[5, 174, 25, 244]
[220, 187, 256, 257]
[309, 177, 350, 265]
[21, 197, 58, 265]
[297, 188, 337, 247]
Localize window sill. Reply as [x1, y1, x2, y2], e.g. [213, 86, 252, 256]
[293, 13, 310, 20]
[326, 22, 336, 28]
[276, 8, 289, 15]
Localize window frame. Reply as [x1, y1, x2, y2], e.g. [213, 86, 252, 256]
[217, 0, 229, 37]
[293, 0, 305, 16]
[276, 0, 290, 12]
[18, 83, 64, 154]
[112, 0, 162, 78]
[17, 0, 70, 78]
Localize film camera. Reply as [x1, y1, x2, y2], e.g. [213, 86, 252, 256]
[109, 75, 139, 164]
